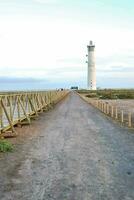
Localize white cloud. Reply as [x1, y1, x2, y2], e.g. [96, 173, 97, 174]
[33, 0, 59, 4]
[0, 11, 134, 88]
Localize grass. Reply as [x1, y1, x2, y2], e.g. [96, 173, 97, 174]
[85, 93, 98, 98]
[97, 89, 134, 99]
[0, 139, 13, 152]
[78, 89, 134, 99]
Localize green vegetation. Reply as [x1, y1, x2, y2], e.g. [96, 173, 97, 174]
[0, 139, 13, 152]
[78, 89, 134, 99]
[85, 93, 98, 98]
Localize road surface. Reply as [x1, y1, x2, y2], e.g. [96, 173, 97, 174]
[0, 92, 134, 200]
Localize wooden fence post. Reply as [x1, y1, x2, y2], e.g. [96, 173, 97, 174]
[115, 107, 118, 119]
[104, 103, 107, 114]
[97, 101, 99, 108]
[111, 106, 114, 117]
[102, 102, 104, 112]
[128, 112, 132, 127]
[121, 110, 124, 123]
[103, 103, 105, 113]
[1, 99, 15, 133]
[101, 102, 103, 112]
[107, 104, 109, 114]
[98, 101, 100, 109]
[0, 101, 3, 132]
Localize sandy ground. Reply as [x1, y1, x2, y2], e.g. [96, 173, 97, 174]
[101, 99, 134, 113]
[0, 92, 134, 200]
[82, 93, 134, 114]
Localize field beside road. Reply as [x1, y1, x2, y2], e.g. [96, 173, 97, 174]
[78, 89, 134, 128]
[78, 89, 134, 99]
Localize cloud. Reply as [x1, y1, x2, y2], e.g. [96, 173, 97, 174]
[33, 0, 59, 4]
[97, 77, 134, 89]
[0, 76, 44, 84]
[97, 66, 134, 73]
[0, 75, 86, 90]
[0, 76, 52, 91]
[0, 1, 134, 89]
[57, 57, 83, 64]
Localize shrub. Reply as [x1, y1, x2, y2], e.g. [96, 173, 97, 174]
[0, 139, 13, 152]
[99, 93, 117, 99]
[86, 93, 98, 98]
[117, 93, 134, 99]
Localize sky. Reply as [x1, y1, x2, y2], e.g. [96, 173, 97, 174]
[0, 0, 134, 90]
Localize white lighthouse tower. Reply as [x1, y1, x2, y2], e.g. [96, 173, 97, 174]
[87, 41, 96, 90]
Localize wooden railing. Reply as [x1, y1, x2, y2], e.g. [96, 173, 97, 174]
[0, 90, 68, 135]
[79, 94, 134, 128]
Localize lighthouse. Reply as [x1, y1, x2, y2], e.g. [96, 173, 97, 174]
[87, 41, 96, 90]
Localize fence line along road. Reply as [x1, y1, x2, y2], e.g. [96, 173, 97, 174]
[78, 94, 133, 128]
[0, 90, 69, 136]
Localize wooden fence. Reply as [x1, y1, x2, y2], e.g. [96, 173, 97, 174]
[79, 95, 134, 128]
[0, 90, 68, 135]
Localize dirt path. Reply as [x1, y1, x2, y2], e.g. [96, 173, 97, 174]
[0, 92, 134, 200]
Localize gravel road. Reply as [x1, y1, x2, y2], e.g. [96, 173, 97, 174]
[0, 92, 134, 200]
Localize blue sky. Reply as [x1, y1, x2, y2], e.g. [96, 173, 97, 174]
[0, 0, 134, 90]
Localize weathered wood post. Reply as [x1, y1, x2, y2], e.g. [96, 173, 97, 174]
[106, 104, 109, 114]
[104, 103, 107, 114]
[0, 100, 3, 132]
[121, 110, 124, 123]
[1, 98, 15, 133]
[101, 102, 102, 111]
[99, 101, 101, 109]
[17, 96, 21, 120]
[128, 112, 132, 127]
[98, 101, 100, 109]
[115, 107, 118, 119]
[97, 100, 99, 108]
[111, 106, 114, 117]
[103, 103, 105, 113]
[28, 94, 31, 114]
